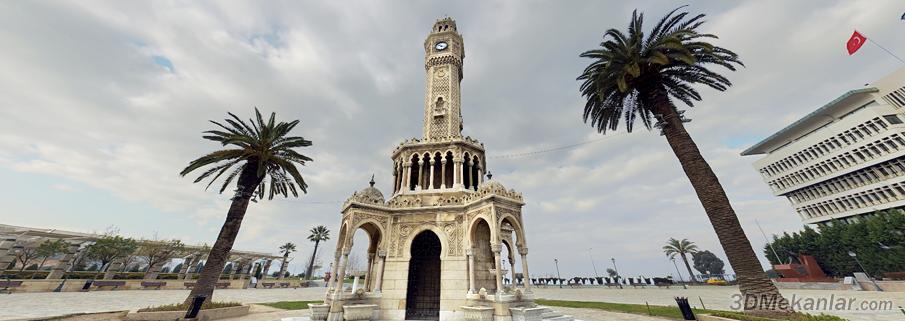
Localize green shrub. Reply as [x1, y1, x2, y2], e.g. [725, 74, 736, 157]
[137, 301, 242, 312]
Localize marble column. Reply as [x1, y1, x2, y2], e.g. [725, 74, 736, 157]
[428, 158, 435, 190]
[440, 159, 447, 188]
[402, 162, 411, 191]
[478, 167, 484, 185]
[509, 255, 516, 286]
[454, 158, 463, 188]
[328, 251, 351, 321]
[373, 250, 386, 293]
[519, 248, 532, 292]
[365, 252, 375, 291]
[47, 242, 81, 279]
[492, 244, 504, 295]
[327, 252, 341, 292]
[0, 238, 17, 271]
[417, 159, 424, 190]
[466, 248, 476, 293]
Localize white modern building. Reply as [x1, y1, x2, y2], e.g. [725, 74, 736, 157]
[742, 67, 905, 225]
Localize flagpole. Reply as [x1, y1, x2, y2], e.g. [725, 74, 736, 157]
[866, 37, 905, 65]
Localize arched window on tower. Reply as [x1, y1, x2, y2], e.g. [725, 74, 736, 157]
[409, 154, 420, 191]
[471, 156, 480, 191]
[463, 152, 471, 189]
[444, 152, 454, 189]
[432, 152, 442, 189]
[421, 153, 431, 189]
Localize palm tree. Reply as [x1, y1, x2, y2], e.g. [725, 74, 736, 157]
[305, 225, 330, 279]
[662, 238, 699, 283]
[577, 7, 788, 312]
[277, 242, 297, 279]
[180, 108, 312, 304]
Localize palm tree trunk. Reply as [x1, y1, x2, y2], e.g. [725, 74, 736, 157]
[306, 240, 320, 280]
[183, 167, 261, 305]
[649, 89, 789, 313]
[680, 253, 696, 283]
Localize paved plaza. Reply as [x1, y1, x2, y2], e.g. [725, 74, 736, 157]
[2, 286, 904, 321]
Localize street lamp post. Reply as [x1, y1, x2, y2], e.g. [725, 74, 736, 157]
[671, 258, 684, 283]
[554, 259, 563, 289]
[848, 251, 883, 292]
[587, 248, 600, 280]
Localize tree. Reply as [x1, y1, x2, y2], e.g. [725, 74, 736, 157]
[86, 235, 138, 276]
[277, 242, 297, 279]
[577, 7, 788, 312]
[137, 238, 185, 273]
[692, 250, 725, 277]
[32, 239, 68, 278]
[179, 108, 313, 303]
[663, 238, 699, 282]
[13, 243, 40, 272]
[306, 225, 330, 279]
[606, 268, 618, 278]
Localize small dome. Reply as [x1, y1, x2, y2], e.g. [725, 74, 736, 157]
[349, 175, 384, 204]
[477, 180, 506, 193]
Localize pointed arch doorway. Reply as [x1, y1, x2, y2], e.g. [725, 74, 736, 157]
[405, 231, 441, 320]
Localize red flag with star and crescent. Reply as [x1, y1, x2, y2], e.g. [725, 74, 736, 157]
[847, 31, 867, 55]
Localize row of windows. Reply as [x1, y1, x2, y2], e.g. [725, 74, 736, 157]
[768, 133, 905, 193]
[760, 117, 891, 179]
[786, 157, 905, 204]
[797, 182, 905, 220]
[884, 87, 905, 109]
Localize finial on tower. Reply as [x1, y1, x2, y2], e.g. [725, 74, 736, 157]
[369, 174, 375, 187]
[486, 171, 492, 180]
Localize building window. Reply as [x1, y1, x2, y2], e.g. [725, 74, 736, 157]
[883, 114, 903, 125]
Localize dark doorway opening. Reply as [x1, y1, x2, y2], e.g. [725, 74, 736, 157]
[405, 231, 441, 320]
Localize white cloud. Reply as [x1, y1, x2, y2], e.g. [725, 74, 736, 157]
[1, 0, 903, 278]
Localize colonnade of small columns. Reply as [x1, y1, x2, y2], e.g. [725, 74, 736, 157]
[393, 151, 485, 194]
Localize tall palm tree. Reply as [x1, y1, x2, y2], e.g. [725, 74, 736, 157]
[305, 225, 330, 279]
[577, 7, 788, 312]
[662, 238, 699, 283]
[277, 242, 297, 279]
[180, 108, 312, 304]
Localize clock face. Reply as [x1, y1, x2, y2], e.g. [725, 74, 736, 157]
[435, 42, 448, 51]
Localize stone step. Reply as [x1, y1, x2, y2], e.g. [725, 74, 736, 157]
[544, 315, 574, 321]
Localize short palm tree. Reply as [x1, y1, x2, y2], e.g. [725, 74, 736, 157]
[180, 108, 312, 304]
[277, 242, 297, 279]
[577, 7, 788, 312]
[305, 225, 330, 279]
[662, 238, 699, 283]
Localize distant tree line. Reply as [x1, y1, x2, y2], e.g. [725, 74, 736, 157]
[764, 210, 905, 277]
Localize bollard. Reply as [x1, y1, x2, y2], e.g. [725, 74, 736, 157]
[185, 295, 207, 319]
[675, 297, 696, 320]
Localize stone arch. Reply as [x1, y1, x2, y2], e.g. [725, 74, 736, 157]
[409, 153, 420, 191]
[350, 220, 386, 251]
[347, 220, 385, 291]
[497, 214, 527, 248]
[421, 152, 432, 189]
[432, 151, 442, 189]
[469, 217, 496, 292]
[402, 225, 448, 260]
[471, 155, 481, 191]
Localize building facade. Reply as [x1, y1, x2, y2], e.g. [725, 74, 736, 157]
[742, 67, 905, 225]
[320, 18, 571, 321]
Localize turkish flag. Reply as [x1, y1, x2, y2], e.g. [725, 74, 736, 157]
[847, 31, 867, 55]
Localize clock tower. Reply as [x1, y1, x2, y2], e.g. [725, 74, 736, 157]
[423, 17, 465, 140]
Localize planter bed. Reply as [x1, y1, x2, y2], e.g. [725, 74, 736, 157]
[126, 305, 250, 321]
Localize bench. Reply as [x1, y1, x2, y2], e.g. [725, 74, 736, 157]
[278, 282, 291, 288]
[0, 280, 23, 293]
[261, 282, 275, 288]
[92, 280, 126, 290]
[184, 282, 231, 289]
[140, 281, 167, 289]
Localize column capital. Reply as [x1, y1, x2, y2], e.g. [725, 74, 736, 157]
[518, 247, 528, 255]
[403, 161, 412, 166]
[377, 250, 387, 258]
[491, 244, 502, 253]
[464, 248, 474, 256]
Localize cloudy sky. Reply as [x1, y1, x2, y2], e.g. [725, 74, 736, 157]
[1, 1, 904, 278]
